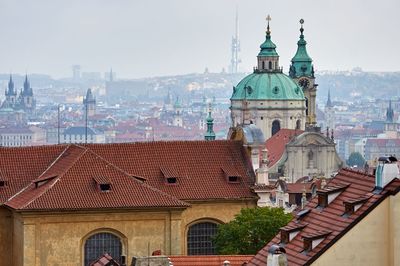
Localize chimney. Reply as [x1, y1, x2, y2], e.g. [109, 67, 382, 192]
[375, 156, 399, 192]
[256, 148, 269, 185]
[251, 148, 260, 172]
[266, 245, 288, 266]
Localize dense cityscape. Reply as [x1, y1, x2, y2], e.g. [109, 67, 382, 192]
[0, 1, 399, 266]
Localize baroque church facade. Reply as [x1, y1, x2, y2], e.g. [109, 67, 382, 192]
[229, 18, 342, 181]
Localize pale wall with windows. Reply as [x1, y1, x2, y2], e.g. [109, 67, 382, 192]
[230, 99, 305, 140]
[0, 200, 255, 266]
[312, 192, 400, 266]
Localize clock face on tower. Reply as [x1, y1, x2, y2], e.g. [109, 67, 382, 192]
[298, 78, 310, 89]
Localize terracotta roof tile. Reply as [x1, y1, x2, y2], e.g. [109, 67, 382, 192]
[1, 141, 256, 211]
[169, 255, 254, 266]
[249, 168, 400, 266]
[6, 148, 189, 211]
[265, 129, 303, 167]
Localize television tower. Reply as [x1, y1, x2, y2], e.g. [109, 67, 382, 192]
[230, 8, 241, 74]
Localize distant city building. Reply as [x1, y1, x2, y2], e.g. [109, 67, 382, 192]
[62, 126, 105, 143]
[83, 88, 96, 117]
[1, 75, 36, 115]
[173, 97, 183, 127]
[324, 89, 335, 130]
[72, 65, 81, 80]
[0, 126, 33, 146]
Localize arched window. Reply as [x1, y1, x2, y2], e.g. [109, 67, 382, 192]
[84, 232, 122, 266]
[296, 119, 301, 130]
[272, 120, 280, 136]
[262, 61, 265, 69]
[187, 222, 218, 255]
[268, 61, 272, 69]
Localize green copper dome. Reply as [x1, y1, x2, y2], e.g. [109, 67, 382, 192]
[231, 72, 304, 100]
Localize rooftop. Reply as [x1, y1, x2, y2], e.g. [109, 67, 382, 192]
[249, 168, 400, 265]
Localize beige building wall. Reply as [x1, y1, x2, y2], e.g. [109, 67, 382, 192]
[312, 192, 400, 266]
[1, 200, 255, 266]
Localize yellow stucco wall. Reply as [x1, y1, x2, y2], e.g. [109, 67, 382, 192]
[1, 199, 255, 266]
[312, 193, 400, 266]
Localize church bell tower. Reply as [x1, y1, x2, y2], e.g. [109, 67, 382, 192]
[289, 19, 317, 128]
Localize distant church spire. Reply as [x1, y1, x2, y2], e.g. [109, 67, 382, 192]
[7, 74, 15, 95]
[204, 103, 216, 141]
[109, 68, 113, 82]
[386, 99, 394, 123]
[326, 89, 333, 107]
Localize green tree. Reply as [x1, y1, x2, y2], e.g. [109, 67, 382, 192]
[213, 207, 292, 255]
[346, 152, 366, 167]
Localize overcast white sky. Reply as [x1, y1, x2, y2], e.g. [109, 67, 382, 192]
[0, 0, 399, 78]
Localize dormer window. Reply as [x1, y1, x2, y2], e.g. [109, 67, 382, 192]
[342, 195, 370, 217]
[302, 231, 331, 254]
[160, 167, 179, 185]
[317, 183, 349, 208]
[0, 180, 6, 187]
[222, 167, 241, 183]
[33, 175, 57, 188]
[228, 176, 239, 183]
[166, 177, 177, 184]
[100, 183, 111, 192]
[93, 176, 112, 192]
[280, 223, 307, 244]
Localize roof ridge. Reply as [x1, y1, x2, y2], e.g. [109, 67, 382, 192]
[10, 145, 89, 209]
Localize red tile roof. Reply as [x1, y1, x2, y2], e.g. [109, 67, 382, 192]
[265, 129, 303, 167]
[1, 141, 256, 211]
[87, 141, 256, 201]
[169, 255, 253, 266]
[6, 146, 189, 211]
[249, 168, 400, 266]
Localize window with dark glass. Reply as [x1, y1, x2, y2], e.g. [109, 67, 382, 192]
[272, 120, 280, 136]
[84, 232, 122, 266]
[187, 222, 218, 255]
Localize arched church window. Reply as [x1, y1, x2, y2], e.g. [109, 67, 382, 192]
[84, 232, 122, 266]
[272, 120, 280, 136]
[296, 120, 301, 130]
[187, 222, 218, 255]
[268, 61, 272, 69]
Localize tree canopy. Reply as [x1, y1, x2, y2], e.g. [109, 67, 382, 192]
[213, 207, 292, 255]
[346, 152, 366, 167]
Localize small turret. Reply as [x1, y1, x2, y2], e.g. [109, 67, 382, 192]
[256, 15, 281, 72]
[204, 103, 216, 141]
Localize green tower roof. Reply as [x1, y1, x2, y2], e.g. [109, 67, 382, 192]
[290, 19, 313, 78]
[231, 72, 304, 101]
[258, 17, 279, 57]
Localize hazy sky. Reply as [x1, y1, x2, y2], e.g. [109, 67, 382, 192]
[0, 0, 399, 78]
